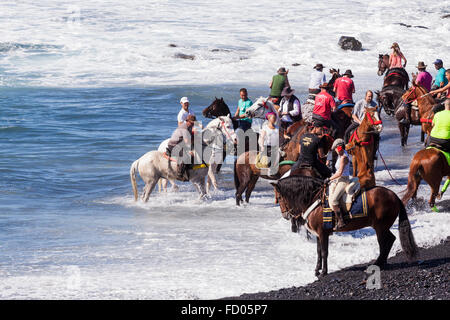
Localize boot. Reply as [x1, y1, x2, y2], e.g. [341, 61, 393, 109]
[333, 208, 346, 231]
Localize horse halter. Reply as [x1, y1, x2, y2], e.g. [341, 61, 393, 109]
[219, 119, 235, 143]
[366, 111, 382, 126]
[403, 86, 420, 104]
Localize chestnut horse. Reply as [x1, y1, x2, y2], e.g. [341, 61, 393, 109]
[402, 147, 450, 210]
[377, 54, 409, 90]
[395, 84, 435, 146]
[345, 107, 383, 189]
[272, 175, 418, 277]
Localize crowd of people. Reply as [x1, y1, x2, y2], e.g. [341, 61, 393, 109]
[163, 42, 450, 228]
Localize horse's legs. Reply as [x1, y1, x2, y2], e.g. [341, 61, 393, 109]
[170, 179, 178, 192]
[207, 164, 218, 192]
[315, 237, 322, 277]
[291, 218, 298, 233]
[142, 179, 158, 202]
[420, 130, 425, 143]
[161, 178, 168, 192]
[319, 233, 329, 277]
[374, 228, 396, 268]
[244, 174, 259, 203]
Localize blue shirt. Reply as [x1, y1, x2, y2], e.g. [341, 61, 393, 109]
[238, 98, 253, 123]
[435, 67, 448, 87]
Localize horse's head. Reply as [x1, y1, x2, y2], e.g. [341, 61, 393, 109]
[377, 54, 389, 76]
[202, 97, 230, 119]
[217, 114, 237, 144]
[364, 107, 383, 133]
[271, 176, 323, 225]
[244, 97, 270, 119]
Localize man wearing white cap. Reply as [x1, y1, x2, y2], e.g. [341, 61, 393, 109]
[177, 97, 195, 126]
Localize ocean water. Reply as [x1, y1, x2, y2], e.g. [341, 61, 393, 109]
[0, 1, 449, 299]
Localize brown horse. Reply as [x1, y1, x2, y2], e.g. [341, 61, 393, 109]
[345, 107, 383, 189]
[402, 147, 450, 209]
[234, 123, 334, 205]
[377, 54, 409, 89]
[272, 175, 418, 277]
[234, 122, 307, 206]
[395, 84, 436, 146]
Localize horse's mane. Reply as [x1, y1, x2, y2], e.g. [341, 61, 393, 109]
[276, 175, 323, 210]
[381, 85, 405, 93]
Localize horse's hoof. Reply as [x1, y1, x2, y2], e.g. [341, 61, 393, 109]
[315, 270, 321, 277]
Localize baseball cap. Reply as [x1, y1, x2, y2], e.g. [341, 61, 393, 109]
[180, 97, 189, 104]
[433, 59, 443, 65]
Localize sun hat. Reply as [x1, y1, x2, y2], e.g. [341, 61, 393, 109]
[343, 69, 354, 77]
[186, 114, 196, 122]
[281, 87, 295, 97]
[180, 97, 189, 104]
[416, 61, 427, 69]
[314, 63, 325, 70]
[277, 67, 287, 74]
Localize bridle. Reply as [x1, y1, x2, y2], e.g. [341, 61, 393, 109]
[281, 185, 325, 222]
[218, 118, 235, 143]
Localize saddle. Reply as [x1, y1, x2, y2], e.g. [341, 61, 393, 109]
[427, 146, 450, 164]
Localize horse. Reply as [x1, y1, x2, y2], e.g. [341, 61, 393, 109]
[234, 122, 334, 206]
[345, 107, 383, 189]
[202, 97, 238, 129]
[326, 68, 341, 97]
[377, 54, 409, 90]
[402, 147, 450, 210]
[395, 84, 436, 146]
[271, 175, 418, 277]
[132, 116, 237, 201]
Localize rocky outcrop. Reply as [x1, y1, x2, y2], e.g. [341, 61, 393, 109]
[338, 36, 362, 51]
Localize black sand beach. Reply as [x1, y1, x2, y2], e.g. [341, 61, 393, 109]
[229, 237, 449, 300]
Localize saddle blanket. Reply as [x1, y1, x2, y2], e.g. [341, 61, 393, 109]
[323, 190, 369, 230]
[427, 146, 450, 166]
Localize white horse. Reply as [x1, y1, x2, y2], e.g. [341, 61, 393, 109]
[243, 97, 280, 133]
[157, 115, 237, 192]
[131, 116, 236, 201]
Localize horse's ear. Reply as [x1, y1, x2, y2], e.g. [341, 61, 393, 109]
[227, 114, 231, 119]
[379, 54, 383, 58]
[220, 97, 223, 101]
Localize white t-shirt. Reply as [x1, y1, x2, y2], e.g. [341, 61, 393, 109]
[177, 108, 195, 124]
[309, 70, 326, 89]
[335, 150, 350, 177]
[261, 125, 279, 147]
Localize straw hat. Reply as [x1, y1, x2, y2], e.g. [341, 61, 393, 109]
[416, 61, 427, 69]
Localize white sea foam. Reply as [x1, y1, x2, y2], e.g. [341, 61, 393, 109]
[0, 0, 449, 87]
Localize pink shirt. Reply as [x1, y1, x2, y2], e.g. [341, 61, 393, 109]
[389, 53, 403, 69]
[416, 71, 432, 92]
[333, 77, 355, 101]
[314, 91, 336, 120]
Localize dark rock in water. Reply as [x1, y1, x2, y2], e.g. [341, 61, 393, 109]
[338, 36, 362, 51]
[211, 48, 231, 52]
[168, 44, 178, 48]
[292, 63, 301, 66]
[441, 14, 450, 19]
[396, 23, 429, 29]
[174, 53, 195, 60]
[239, 56, 248, 61]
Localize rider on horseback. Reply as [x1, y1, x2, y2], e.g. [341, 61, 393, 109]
[427, 99, 450, 153]
[279, 87, 302, 134]
[404, 62, 433, 125]
[344, 90, 379, 158]
[389, 42, 407, 70]
[312, 83, 339, 137]
[269, 67, 290, 105]
[165, 114, 196, 181]
[290, 121, 332, 179]
[333, 69, 355, 104]
[324, 138, 350, 230]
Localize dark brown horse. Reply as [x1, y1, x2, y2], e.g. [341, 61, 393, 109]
[402, 147, 450, 210]
[346, 107, 383, 189]
[395, 85, 436, 146]
[202, 97, 238, 128]
[272, 176, 418, 277]
[377, 54, 409, 89]
[234, 123, 334, 205]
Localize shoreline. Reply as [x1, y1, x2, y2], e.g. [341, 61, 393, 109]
[226, 237, 449, 300]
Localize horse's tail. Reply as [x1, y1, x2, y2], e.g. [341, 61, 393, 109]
[397, 198, 419, 261]
[130, 159, 139, 201]
[233, 158, 239, 190]
[401, 156, 422, 205]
